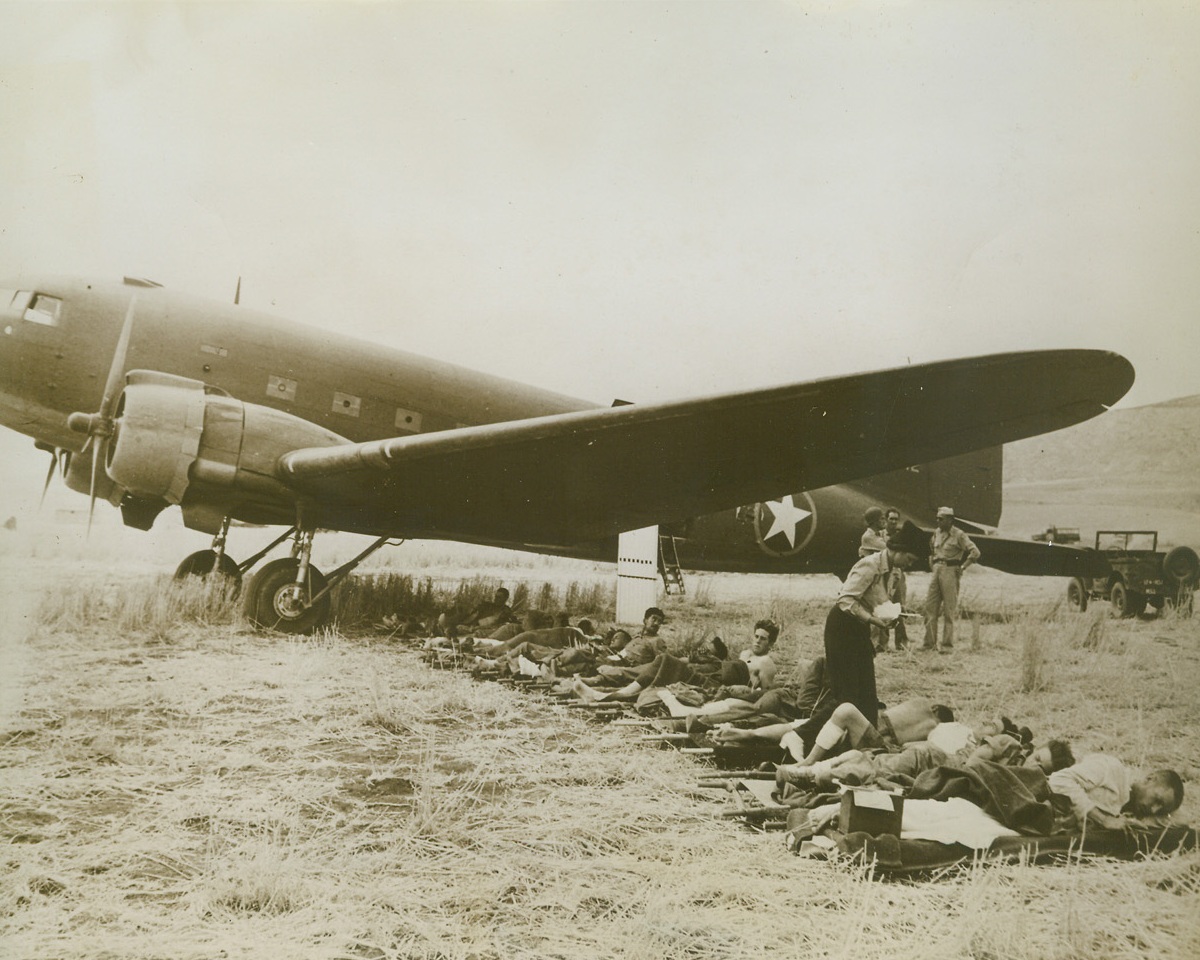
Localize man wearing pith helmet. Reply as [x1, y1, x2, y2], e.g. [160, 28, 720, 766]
[923, 506, 980, 652]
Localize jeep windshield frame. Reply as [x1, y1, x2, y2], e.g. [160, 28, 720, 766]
[1095, 530, 1158, 552]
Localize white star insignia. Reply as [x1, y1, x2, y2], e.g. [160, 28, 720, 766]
[762, 495, 812, 548]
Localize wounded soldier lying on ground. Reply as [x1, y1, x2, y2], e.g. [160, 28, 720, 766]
[472, 619, 600, 671]
[436, 587, 521, 639]
[566, 620, 781, 703]
[569, 638, 750, 704]
[786, 751, 1192, 871]
[648, 654, 833, 734]
[777, 700, 1041, 773]
[777, 734, 1074, 793]
[714, 697, 951, 766]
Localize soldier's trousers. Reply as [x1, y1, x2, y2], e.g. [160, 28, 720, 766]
[924, 565, 960, 649]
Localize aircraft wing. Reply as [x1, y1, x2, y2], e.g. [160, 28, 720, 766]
[277, 349, 1133, 548]
[972, 535, 1111, 579]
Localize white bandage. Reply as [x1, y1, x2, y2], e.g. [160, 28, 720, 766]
[815, 722, 845, 751]
[780, 731, 806, 761]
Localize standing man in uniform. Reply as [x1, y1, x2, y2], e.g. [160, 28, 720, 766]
[877, 507, 911, 652]
[923, 506, 980, 652]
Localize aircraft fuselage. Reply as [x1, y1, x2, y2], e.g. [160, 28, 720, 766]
[1, 275, 1001, 576]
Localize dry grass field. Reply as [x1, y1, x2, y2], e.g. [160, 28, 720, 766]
[2, 529, 1199, 960]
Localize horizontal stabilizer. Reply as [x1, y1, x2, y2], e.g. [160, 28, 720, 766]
[974, 535, 1111, 578]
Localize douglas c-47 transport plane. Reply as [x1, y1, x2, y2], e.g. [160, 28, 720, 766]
[0, 276, 1131, 632]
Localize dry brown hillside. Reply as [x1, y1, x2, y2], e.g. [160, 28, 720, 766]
[1001, 394, 1200, 549]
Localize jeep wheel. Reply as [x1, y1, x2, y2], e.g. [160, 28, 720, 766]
[1127, 590, 1147, 618]
[1066, 578, 1088, 613]
[1110, 581, 1144, 618]
[1164, 546, 1200, 589]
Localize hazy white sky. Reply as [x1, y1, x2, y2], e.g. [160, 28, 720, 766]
[2, 1, 1197, 413]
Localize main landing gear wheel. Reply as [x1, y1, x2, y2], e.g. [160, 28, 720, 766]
[1066, 578, 1088, 613]
[243, 558, 331, 634]
[174, 550, 242, 592]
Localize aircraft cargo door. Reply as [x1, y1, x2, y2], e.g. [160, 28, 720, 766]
[616, 526, 660, 625]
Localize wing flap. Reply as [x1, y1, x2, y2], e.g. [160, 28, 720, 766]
[277, 349, 1133, 546]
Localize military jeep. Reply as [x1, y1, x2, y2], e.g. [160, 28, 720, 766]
[1066, 530, 1199, 618]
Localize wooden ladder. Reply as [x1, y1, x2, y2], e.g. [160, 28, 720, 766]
[658, 534, 686, 595]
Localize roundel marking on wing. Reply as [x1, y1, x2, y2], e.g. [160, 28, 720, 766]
[753, 492, 818, 557]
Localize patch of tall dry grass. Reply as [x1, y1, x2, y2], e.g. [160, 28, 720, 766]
[333, 572, 616, 631]
[32, 574, 240, 638]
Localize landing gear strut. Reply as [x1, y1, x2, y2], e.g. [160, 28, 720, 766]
[241, 527, 400, 634]
[174, 520, 300, 602]
[174, 517, 242, 589]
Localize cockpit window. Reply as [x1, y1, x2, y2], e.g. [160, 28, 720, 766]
[0, 289, 33, 315]
[23, 294, 61, 326]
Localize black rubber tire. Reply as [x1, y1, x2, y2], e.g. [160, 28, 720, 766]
[1110, 581, 1139, 618]
[1066, 578, 1089, 613]
[1127, 590, 1147, 618]
[243, 558, 330, 634]
[1163, 546, 1200, 589]
[174, 550, 242, 594]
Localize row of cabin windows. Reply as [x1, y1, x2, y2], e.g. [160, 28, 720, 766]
[1, 289, 62, 325]
[265, 373, 423, 432]
[0, 288, 428, 436]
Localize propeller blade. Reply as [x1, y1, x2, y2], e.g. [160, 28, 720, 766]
[98, 296, 137, 422]
[70, 294, 138, 532]
[39, 451, 58, 509]
[87, 439, 104, 536]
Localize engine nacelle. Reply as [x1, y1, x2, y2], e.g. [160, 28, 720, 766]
[63, 445, 122, 505]
[106, 370, 351, 509]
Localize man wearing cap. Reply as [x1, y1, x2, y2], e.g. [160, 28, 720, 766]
[824, 520, 928, 726]
[924, 507, 981, 651]
[875, 507, 910, 652]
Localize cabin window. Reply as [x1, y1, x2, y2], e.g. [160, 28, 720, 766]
[23, 294, 61, 326]
[268, 375, 297, 402]
[332, 392, 361, 417]
[395, 408, 423, 432]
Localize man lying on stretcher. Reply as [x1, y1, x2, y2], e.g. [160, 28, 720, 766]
[1050, 755, 1184, 831]
[709, 698, 1067, 783]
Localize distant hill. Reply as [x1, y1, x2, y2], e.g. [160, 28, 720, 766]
[1001, 394, 1200, 548]
[1006, 393, 1200, 483]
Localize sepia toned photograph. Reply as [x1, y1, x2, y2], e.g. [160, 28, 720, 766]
[1, 3, 1197, 958]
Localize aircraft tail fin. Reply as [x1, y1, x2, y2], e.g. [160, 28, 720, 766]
[848, 446, 1003, 528]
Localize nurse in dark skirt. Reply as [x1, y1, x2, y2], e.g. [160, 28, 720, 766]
[824, 520, 929, 726]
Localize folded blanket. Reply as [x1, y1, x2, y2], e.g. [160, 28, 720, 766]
[906, 759, 1067, 835]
